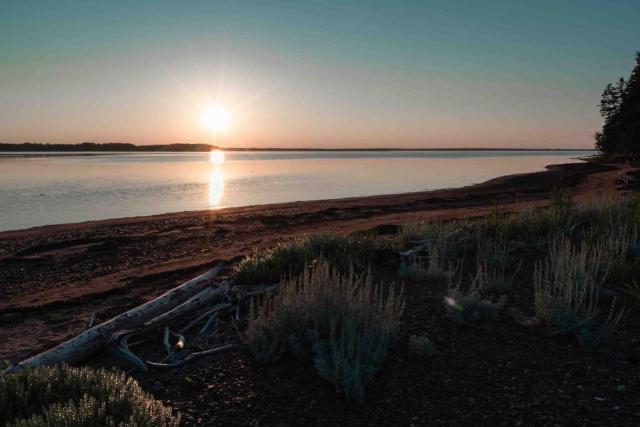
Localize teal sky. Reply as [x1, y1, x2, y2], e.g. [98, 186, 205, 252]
[1, 0, 638, 148]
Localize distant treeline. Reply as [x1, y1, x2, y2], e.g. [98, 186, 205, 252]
[595, 51, 640, 158]
[0, 142, 216, 152]
[0, 143, 591, 152]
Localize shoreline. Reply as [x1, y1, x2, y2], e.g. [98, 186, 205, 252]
[0, 146, 596, 153]
[0, 160, 628, 368]
[0, 160, 607, 238]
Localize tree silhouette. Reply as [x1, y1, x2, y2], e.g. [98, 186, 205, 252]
[596, 52, 640, 158]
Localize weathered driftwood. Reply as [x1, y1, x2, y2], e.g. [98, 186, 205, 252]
[181, 302, 233, 333]
[7, 265, 223, 373]
[110, 331, 148, 372]
[198, 315, 217, 335]
[142, 283, 229, 330]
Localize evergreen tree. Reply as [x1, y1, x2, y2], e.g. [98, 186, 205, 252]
[595, 52, 640, 158]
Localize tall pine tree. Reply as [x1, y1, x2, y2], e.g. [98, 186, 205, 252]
[596, 52, 640, 158]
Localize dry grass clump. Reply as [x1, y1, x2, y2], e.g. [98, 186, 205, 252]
[247, 260, 404, 402]
[534, 239, 624, 347]
[472, 248, 522, 294]
[0, 365, 179, 427]
[576, 196, 640, 237]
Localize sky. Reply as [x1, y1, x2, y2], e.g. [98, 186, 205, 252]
[0, 0, 639, 149]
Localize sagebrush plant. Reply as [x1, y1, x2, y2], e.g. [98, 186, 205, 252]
[0, 365, 179, 427]
[234, 234, 387, 285]
[247, 260, 404, 402]
[533, 239, 624, 346]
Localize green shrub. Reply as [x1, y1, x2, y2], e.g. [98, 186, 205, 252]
[0, 365, 179, 426]
[247, 260, 404, 402]
[235, 234, 388, 285]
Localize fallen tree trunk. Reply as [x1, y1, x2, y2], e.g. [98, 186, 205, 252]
[7, 265, 223, 373]
[143, 281, 230, 330]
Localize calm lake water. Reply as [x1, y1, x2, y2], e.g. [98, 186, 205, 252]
[0, 150, 592, 232]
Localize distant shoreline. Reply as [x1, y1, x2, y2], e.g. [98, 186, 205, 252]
[0, 142, 594, 153]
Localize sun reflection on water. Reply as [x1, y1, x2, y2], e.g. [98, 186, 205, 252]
[209, 149, 225, 166]
[208, 169, 224, 206]
[208, 150, 225, 207]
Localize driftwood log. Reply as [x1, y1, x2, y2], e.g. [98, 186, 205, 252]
[7, 265, 223, 373]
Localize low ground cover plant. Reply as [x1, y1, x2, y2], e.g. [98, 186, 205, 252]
[0, 365, 179, 427]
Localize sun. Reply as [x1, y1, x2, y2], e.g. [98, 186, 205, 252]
[202, 105, 232, 133]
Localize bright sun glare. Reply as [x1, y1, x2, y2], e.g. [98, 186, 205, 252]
[202, 105, 232, 133]
[209, 149, 225, 166]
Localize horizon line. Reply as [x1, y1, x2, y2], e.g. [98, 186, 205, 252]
[0, 142, 595, 152]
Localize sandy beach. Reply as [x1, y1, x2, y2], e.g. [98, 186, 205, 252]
[0, 161, 622, 358]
